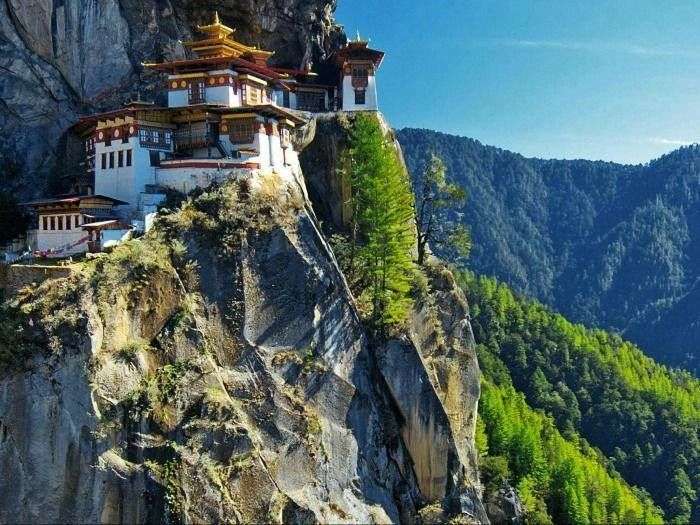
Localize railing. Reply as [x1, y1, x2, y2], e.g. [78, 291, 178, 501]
[173, 131, 216, 151]
[296, 92, 327, 112]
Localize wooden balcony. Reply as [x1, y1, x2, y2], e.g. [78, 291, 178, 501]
[173, 131, 216, 152]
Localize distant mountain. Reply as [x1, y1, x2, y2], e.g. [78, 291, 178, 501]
[397, 128, 700, 374]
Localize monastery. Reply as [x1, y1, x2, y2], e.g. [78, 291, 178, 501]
[19, 14, 384, 258]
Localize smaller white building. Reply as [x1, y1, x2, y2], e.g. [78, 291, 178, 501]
[335, 38, 385, 112]
[24, 195, 128, 257]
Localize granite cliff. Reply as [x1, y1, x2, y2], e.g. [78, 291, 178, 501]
[0, 122, 491, 522]
[0, 0, 345, 198]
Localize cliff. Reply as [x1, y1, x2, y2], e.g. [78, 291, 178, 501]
[0, 140, 489, 522]
[0, 0, 345, 197]
[0, 2, 494, 520]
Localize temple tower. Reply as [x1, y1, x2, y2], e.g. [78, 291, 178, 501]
[336, 35, 385, 111]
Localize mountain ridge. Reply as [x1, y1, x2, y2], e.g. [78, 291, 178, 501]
[398, 127, 700, 373]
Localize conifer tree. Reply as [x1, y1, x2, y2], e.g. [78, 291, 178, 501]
[343, 114, 417, 330]
[414, 153, 471, 265]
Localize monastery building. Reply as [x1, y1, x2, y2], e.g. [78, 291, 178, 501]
[18, 14, 384, 258]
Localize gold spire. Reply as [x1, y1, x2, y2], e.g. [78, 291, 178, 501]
[196, 11, 235, 40]
[174, 11, 275, 62]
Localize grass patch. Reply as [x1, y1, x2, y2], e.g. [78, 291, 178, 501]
[114, 339, 150, 366]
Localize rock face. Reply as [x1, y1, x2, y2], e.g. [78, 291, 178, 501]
[300, 112, 489, 521]
[0, 0, 345, 197]
[485, 484, 525, 525]
[375, 263, 488, 523]
[0, 159, 489, 522]
[297, 113, 355, 230]
[0, 172, 421, 523]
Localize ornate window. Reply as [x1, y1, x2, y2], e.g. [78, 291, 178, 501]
[243, 83, 261, 105]
[139, 128, 171, 150]
[354, 89, 366, 105]
[351, 65, 369, 88]
[109, 152, 115, 169]
[229, 119, 256, 144]
[126, 149, 132, 167]
[101, 153, 107, 170]
[296, 90, 326, 111]
[188, 80, 206, 104]
[118, 150, 124, 168]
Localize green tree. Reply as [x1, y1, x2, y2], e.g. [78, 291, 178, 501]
[459, 270, 700, 522]
[414, 153, 471, 265]
[667, 468, 695, 524]
[343, 114, 417, 330]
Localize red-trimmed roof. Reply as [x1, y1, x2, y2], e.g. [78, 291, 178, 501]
[335, 42, 385, 68]
[144, 55, 284, 81]
[22, 194, 129, 208]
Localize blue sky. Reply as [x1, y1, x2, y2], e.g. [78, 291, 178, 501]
[335, 0, 700, 164]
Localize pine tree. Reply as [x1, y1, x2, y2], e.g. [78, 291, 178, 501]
[414, 153, 471, 265]
[667, 468, 695, 524]
[344, 114, 417, 331]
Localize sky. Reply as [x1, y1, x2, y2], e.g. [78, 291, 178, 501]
[335, 0, 700, 164]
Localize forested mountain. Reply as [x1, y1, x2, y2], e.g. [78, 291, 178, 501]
[459, 272, 700, 523]
[398, 129, 700, 374]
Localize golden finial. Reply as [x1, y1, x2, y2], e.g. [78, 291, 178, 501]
[214, 11, 221, 24]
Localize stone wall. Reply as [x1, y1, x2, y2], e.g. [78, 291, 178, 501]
[0, 264, 73, 296]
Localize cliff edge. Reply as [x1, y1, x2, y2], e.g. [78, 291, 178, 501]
[0, 126, 489, 522]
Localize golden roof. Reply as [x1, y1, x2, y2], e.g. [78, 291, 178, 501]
[180, 12, 275, 62]
[196, 11, 234, 40]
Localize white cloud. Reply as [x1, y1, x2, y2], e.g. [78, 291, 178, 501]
[648, 137, 695, 146]
[484, 38, 698, 58]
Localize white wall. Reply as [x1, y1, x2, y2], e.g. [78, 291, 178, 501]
[205, 85, 241, 107]
[268, 133, 283, 168]
[94, 137, 157, 210]
[253, 131, 271, 168]
[102, 229, 132, 247]
[341, 75, 378, 111]
[36, 216, 88, 256]
[168, 90, 189, 108]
